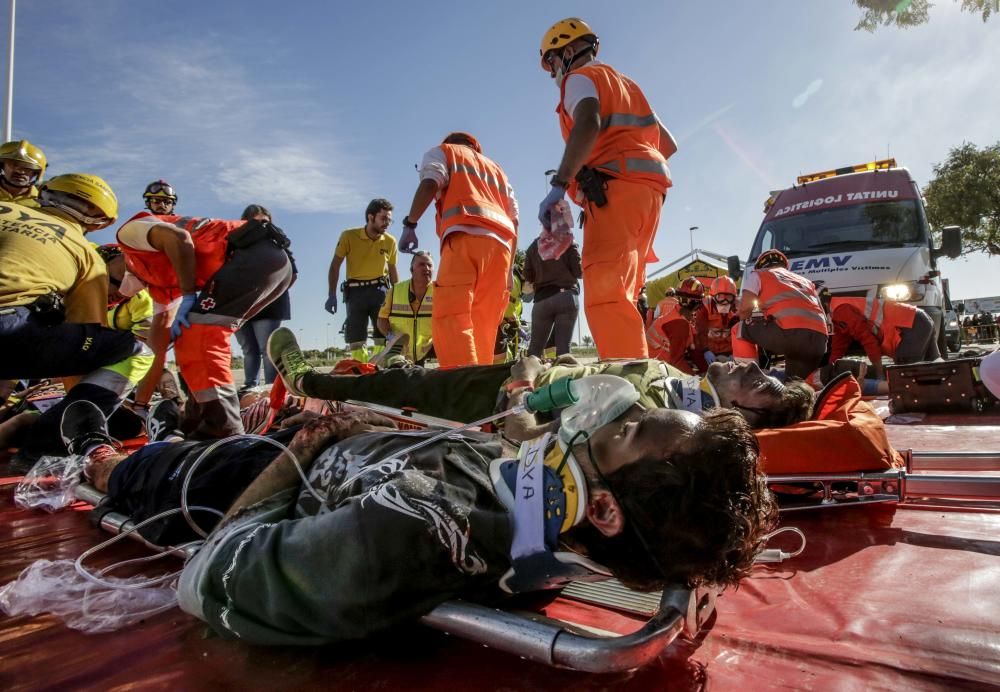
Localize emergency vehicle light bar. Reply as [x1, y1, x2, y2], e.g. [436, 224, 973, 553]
[796, 158, 896, 185]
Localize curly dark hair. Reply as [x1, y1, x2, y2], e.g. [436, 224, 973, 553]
[562, 409, 777, 591]
[749, 379, 816, 429]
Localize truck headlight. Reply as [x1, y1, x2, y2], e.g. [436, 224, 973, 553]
[880, 282, 925, 302]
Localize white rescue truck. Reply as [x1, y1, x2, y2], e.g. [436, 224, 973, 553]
[729, 159, 963, 355]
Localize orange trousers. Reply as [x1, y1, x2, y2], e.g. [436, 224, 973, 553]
[582, 179, 662, 359]
[731, 322, 760, 363]
[174, 322, 235, 392]
[432, 233, 512, 368]
[174, 322, 243, 438]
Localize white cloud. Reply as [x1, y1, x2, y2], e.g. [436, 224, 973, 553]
[215, 148, 366, 213]
[41, 35, 366, 215]
[792, 79, 824, 109]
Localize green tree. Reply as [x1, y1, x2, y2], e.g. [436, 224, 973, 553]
[582, 335, 594, 347]
[923, 142, 1000, 256]
[853, 0, 995, 31]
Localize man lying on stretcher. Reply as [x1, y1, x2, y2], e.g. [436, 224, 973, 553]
[59, 375, 776, 645]
[267, 327, 816, 434]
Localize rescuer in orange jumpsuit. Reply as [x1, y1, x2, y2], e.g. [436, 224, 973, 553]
[538, 17, 678, 360]
[827, 296, 939, 379]
[695, 275, 740, 364]
[398, 132, 519, 368]
[646, 278, 708, 374]
[116, 192, 294, 439]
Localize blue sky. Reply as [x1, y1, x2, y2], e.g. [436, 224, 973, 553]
[10, 0, 999, 350]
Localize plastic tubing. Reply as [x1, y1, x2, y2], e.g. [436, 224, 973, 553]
[332, 405, 524, 495]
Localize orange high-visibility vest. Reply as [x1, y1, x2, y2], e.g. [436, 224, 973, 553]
[645, 299, 692, 368]
[118, 211, 244, 305]
[434, 144, 516, 243]
[699, 300, 737, 355]
[830, 296, 918, 357]
[557, 63, 671, 197]
[755, 268, 828, 335]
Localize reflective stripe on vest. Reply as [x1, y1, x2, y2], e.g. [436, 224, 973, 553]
[597, 157, 671, 177]
[447, 163, 504, 191]
[386, 280, 433, 361]
[557, 63, 670, 195]
[436, 144, 516, 241]
[601, 113, 658, 130]
[831, 295, 917, 355]
[440, 203, 516, 233]
[756, 268, 828, 334]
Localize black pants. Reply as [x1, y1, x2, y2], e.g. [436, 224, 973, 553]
[742, 320, 829, 380]
[343, 283, 388, 345]
[895, 310, 941, 363]
[0, 307, 140, 380]
[301, 363, 514, 422]
[0, 307, 144, 455]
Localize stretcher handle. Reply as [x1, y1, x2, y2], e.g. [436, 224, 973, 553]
[421, 585, 711, 673]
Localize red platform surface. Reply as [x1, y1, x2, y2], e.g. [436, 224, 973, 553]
[2, 472, 999, 690]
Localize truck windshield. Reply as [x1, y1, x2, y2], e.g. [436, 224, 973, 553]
[754, 200, 925, 258]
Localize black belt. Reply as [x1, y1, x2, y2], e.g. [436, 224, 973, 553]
[346, 277, 388, 288]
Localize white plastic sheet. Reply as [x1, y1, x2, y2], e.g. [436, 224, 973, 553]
[0, 559, 177, 633]
[13, 454, 86, 513]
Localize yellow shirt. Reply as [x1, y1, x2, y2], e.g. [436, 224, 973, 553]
[108, 289, 154, 341]
[0, 202, 107, 324]
[0, 185, 40, 208]
[334, 227, 398, 281]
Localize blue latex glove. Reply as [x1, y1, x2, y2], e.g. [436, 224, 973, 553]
[704, 350, 717, 364]
[170, 293, 197, 340]
[324, 293, 338, 315]
[538, 184, 566, 230]
[399, 218, 419, 253]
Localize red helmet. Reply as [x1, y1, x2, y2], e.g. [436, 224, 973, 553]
[755, 249, 789, 270]
[677, 277, 707, 299]
[710, 275, 737, 297]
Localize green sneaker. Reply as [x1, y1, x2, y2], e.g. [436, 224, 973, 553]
[266, 327, 313, 397]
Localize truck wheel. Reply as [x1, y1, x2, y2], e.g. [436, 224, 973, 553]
[948, 330, 962, 353]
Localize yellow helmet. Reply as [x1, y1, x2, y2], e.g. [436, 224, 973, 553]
[38, 173, 119, 229]
[539, 17, 598, 71]
[0, 140, 47, 187]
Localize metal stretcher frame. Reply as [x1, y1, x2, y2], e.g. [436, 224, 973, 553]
[768, 449, 1000, 512]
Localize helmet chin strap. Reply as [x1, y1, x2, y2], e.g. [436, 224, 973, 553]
[553, 44, 596, 86]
